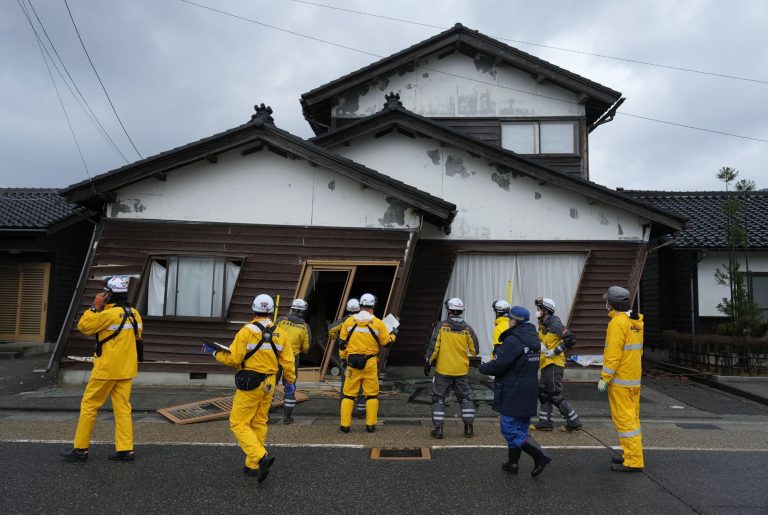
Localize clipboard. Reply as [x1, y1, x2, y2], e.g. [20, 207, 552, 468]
[202, 339, 231, 353]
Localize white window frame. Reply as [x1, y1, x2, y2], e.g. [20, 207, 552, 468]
[500, 120, 578, 155]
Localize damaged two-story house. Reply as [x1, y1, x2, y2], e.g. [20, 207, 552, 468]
[55, 24, 685, 385]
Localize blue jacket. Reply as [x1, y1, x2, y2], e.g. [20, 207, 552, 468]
[479, 322, 541, 417]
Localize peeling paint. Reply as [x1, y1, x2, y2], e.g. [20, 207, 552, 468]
[114, 198, 146, 215]
[378, 197, 407, 226]
[405, 83, 414, 90]
[617, 223, 624, 235]
[445, 155, 470, 178]
[422, 72, 429, 78]
[397, 62, 416, 77]
[598, 212, 610, 225]
[458, 91, 496, 116]
[473, 54, 498, 78]
[491, 172, 510, 191]
[570, 208, 579, 219]
[534, 192, 542, 199]
[376, 77, 390, 92]
[328, 180, 335, 191]
[336, 84, 370, 116]
[427, 149, 441, 165]
[495, 164, 519, 180]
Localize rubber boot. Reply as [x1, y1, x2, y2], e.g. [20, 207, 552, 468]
[502, 447, 521, 474]
[611, 455, 624, 464]
[108, 450, 135, 461]
[366, 425, 376, 433]
[463, 422, 474, 438]
[531, 420, 553, 431]
[283, 409, 294, 425]
[60, 448, 88, 462]
[522, 437, 552, 478]
[256, 453, 275, 483]
[431, 426, 444, 439]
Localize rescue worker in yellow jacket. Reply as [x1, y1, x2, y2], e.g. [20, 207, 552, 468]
[60, 276, 143, 462]
[425, 297, 480, 439]
[338, 293, 395, 433]
[202, 294, 296, 482]
[276, 298, 311, 425]
[598, 286, 645, 472]
[491, 300, 511, 349]
[531, 297, 582, 432]
[329, 299, 365, 411]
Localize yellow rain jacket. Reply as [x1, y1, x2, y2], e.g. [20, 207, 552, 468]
[339, 311, 394, 358]
[538, 314, 567, 369]
[216, 317, 296, 382]
[78, 304, 143, 380]
[426, 317, 479, 377]
[601, 311, 644, 387]
[276, 314, 311, 356]
[492, 316, 510, 347]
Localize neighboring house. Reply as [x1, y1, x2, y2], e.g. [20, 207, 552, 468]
[0, 189, 93, 345]
[55, 24, 685, 385]
[630, 190, 768, 341]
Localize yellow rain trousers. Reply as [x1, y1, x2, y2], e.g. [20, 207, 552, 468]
[608, 385, 643, 468]
[74, 379, 133, 451]
[230, 376, 277, 469]
[340, 356, 379, 427]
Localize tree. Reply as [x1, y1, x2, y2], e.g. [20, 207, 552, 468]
[713, 167, 762, 336]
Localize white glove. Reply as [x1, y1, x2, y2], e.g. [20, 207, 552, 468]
[597, 379, 609, 394]
[544, 348, 556, 358]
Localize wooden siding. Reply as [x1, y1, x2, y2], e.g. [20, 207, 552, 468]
[390, 240, 645, 365]
[59, 220, 411, 370]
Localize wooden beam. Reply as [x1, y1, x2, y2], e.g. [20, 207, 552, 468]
[241, 144, 264, 156]
[577, 93, 590, 105]
[535, 74, 547, 84]
[205, 154, 218, 164]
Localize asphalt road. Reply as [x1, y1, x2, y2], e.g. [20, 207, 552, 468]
[1, 442, 766, 514]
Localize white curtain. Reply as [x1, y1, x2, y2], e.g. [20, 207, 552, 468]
[147, 261, 166, 316]
[176, 257, 214, 317]
[444, 253, 587, 359]
[224, 261, 241, 314]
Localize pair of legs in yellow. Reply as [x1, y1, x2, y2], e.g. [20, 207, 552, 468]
[230, 375, 276, 470]
[608, 385, 644, 469]
[340, 357, 379, 430]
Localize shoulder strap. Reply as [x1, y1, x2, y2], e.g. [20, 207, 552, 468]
[241, 321, 279, 368]
[339, 323, 357, 350]
[94, 308, 128, 357]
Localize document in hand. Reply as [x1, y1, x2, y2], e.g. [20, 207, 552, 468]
[382, 314, 400, 334]
[202, 340, 231, 353]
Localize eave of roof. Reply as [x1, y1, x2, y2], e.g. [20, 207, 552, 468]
[301, 23, 622, 134]
[312, 103, 687, 232]
[59, 113, 456, 228]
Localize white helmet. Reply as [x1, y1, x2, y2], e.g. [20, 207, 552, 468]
[290, 298, 308, 312]
[445, 297, 465, 312]
[251, 294, 275, 314]
[535, 297, 556, 314]
[492, 299, 511, 314]
[360, 293, 377, 308]
[346, 298, 360, 313]
[104, 275, 130, 294]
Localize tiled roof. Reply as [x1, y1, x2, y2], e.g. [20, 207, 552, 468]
[0, 189, 78, 229]
[626, 190, 768, 249]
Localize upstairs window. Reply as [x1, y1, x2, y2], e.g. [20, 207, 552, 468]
[141, 256, 243, 319]
[751, 274, 768, 320]
[501, 121, 577, 155]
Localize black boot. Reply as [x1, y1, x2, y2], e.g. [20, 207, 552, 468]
[463, 422, 474, 438]
[283, 410, 294, 425]
[502, 447, 521, 474]
[60, 448, 88, 462]
[339, 426, 351, 433]
[522, 438, 552, 478]
[366, 425, 376, 433]
[108, 450, 135, 461]
[611, 454, 624, 464]
[256, 453, 275, 483]
[430, 426, 444, 439]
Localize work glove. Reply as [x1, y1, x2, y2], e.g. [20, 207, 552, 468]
[201, 342, 217, 356]
[91, 292, 108, 311]
[284, 383, 296, 396]
[424, 362, 432, 377]
[597, 379, 609, 394]
[544, 348, 556, 358]
[391, 327, 399, 335]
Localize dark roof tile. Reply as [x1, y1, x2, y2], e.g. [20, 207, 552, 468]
[0, 188, 78, 229]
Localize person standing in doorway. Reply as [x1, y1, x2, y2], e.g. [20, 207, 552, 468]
[424, 297, 479, 439]
[598, 286, 645, 472]
[60, 276, 143, 463]
[276, 298, 311, 424]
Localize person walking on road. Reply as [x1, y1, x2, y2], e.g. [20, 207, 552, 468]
[598, 286, 645, 473]
[60, 276, 143, 463]
[275, 298, 311, 424]
[531, 297, 582, 432]
[424, 297, 479, 439]
[202, 294, 296, 482]
[479, 306, 551, 477]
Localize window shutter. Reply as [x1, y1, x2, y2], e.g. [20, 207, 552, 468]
[0, 265, 21, 339]
[0, 263, 50, 342]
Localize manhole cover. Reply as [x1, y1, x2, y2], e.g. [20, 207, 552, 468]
[382, 419, 422, 426]
[370, 447, 431, 460]
[675, 423, 721, 430]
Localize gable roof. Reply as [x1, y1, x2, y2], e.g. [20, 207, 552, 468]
[301, 23, 622, 135]
[625, 190, 768, 249]
[311, 96, 686, 232]
[60, 106, 456, 229]
[0, 188, 79, 230]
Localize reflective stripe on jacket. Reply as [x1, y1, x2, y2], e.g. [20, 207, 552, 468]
[215, 317, 296, 382]
[426, 317, 479, 376]
[78, 304, 143, 380]
[601, 311, 644, 387]
[339, 311, 393, 357]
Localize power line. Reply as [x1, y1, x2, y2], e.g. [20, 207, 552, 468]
[292, 0, 768, 86]
[26, 0, 130, 163]
[178, 0, 768, 144]
[64, 0, 143, 159]
[18, 0, 90, 178]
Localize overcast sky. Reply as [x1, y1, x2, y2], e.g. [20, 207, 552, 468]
[1, 0, 766, 192]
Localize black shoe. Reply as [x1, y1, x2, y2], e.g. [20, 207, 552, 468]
[531, 421, 553, 431]
[108, 450, 135, 461]
[522, 439, 552, 478]
[257, 454, 275, 483]
[611, 464, 642, 473]
[430, 427, 444, 439]
[283, 415, 294, 425]
[463, 423, 474, 438]
[366, 425, 376, 433]
[611, 455, 624, 464]
[243, 465, 258, 476]
[502, 447, 521, 474]
[60, 448, 88, 462]
[339, 426, 351, 433]
[560, 424, 582, 433]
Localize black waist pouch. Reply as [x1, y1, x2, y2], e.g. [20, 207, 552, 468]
[347, 354, 376, 370]
[235, 370, 268, 391]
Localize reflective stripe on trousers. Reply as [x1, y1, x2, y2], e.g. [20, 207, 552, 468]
[608, 384, 644, 468]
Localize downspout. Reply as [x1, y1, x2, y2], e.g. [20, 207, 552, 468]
[34, 218, 105, 373]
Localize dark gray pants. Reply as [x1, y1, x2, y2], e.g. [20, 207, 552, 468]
[277, 354, 300, 415]
[431, 373, 475, 428]
[538, 364, 581, 427]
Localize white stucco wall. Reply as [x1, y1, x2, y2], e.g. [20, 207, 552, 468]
[107, 147, 421, 230]
[697, 251, 768, 317]
[333, 52, 584, 119]
[331, 131, 646, 241]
